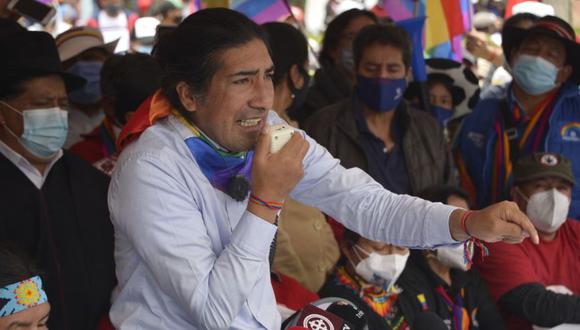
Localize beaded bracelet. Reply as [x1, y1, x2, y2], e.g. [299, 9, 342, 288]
[249, 194, 284, 211]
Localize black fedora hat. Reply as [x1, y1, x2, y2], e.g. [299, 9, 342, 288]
[0, 30, 85, 92]
[502, 15, 580, 83]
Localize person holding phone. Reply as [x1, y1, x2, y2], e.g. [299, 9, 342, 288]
[109, 8, 539, 329]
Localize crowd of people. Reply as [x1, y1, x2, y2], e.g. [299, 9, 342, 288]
[1, 1, 579, 330]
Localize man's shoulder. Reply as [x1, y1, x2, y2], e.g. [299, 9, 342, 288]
[561, 219, 580, 244]
[114, 118, 194, 175]
[404, 105, 440, 129]
[467, 97, 503, 122]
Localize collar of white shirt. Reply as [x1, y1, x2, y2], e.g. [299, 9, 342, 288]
[0, 140, 63, 189]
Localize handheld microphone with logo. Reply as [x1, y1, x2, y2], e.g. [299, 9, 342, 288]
[293, 304, 353, 330]
[413, 311, 448, 330]
[283, 297, 369, 330]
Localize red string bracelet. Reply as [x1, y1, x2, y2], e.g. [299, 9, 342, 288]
[460, 211, 489, 267]
[460, 210, 475, 237]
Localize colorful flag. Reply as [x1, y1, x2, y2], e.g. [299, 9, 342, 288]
[441, 0, 465, 38]
[425, 0, 449, 49]
[383, 0, 425, 21]
[230, 0, 290, 24]
[460, 0, 472, 31]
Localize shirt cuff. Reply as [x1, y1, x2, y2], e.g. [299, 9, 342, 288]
[230, 210, 278, 259]
[426, 203, 461, 247]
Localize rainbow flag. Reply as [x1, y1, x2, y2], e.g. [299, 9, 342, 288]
[230, 0, 290, 24]
[384, 0, 472, 55]
[383, 0, 425, 21]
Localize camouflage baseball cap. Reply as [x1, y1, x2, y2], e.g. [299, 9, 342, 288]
[514, 153, 576, 185]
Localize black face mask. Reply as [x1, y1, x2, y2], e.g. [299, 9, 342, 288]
[286, 65, 310, 119]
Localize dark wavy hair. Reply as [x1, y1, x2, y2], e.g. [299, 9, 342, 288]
[261, 22, 308, 87]
[154, 8, 272, 112]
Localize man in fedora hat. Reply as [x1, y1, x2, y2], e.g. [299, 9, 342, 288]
[55, 27, 118, 148]
[0, 30, 116, 330]
[455, 16, 580, 219]
[475, 152, 580, 330]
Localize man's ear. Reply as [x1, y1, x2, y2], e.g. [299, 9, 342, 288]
[289, 64, 305, 89]
[510, 48, 519, 66]
[176, 82, 198, 113]
[406, 67, 413, 82]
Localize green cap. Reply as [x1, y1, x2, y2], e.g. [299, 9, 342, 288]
[514, 153, 576, 185]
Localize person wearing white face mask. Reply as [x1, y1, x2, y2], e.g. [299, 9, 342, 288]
[318, 229, 413, 329]
[455, 16, 580, 219]
[396, 186, 505, 330]
[0, 30, 116, 330]
[476, 153, 580, 330]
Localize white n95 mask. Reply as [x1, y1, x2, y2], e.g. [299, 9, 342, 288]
[352, 244, 409, 290]
[526, 188, 570, 233]
[436, 245, 472, 271]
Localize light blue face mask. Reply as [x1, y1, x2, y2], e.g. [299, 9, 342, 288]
[513, 54, 560, 95]
[66, 61, 103, 105]
[1, 101, 68, 158]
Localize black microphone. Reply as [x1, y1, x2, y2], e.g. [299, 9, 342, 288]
[326, 300, 368, 330]
[413, 311, 447, 330]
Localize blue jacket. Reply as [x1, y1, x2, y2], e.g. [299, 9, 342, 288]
[454, 82, 580, 219]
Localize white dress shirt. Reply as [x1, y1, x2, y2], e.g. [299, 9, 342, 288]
[0, 140, 63, 189]
[108, 111, 458, 329]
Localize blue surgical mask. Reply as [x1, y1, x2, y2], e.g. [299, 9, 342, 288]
[430, 105, 454, 125]
[66, 61, 103, 104]
[513, 54, 559, 95]
[1, 101, 68, 158]
[355, 75, 407, 112]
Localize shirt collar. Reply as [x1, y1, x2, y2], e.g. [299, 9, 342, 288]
[0, 139, 63, 189]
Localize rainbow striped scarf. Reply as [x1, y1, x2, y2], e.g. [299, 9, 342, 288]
[488, 90, 558, 202]
[173, 111, 253, 197]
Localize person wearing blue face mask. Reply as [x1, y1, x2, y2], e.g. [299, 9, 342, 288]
[0, 30, 116, 330]
[55, 27, 117, 148]
[455, 15, 580, 220]
[405, 58, 480, 145]
[305, 24, 456, 196]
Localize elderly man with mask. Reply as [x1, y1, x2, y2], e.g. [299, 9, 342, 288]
[476, 153, 580, 330]
[0, 30, 116, 330]
[110, 8, 539, 329]
[454, 16, 580, 218]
